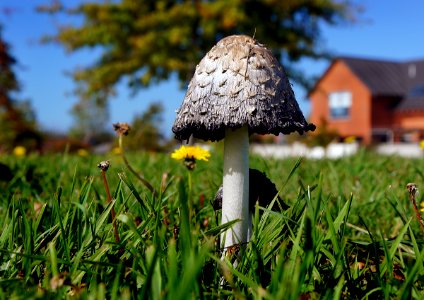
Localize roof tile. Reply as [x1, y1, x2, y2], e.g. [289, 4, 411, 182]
[339, 56, 424, 110]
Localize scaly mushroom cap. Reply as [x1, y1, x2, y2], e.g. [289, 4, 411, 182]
[172, 35, 315, 141]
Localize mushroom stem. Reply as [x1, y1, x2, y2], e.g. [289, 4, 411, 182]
[222, 125, 250, 249]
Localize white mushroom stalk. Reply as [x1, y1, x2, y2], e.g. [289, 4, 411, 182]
[222, 126, 250, 248]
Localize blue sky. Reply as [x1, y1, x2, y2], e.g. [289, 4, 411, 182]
[1, 1, 424, 137]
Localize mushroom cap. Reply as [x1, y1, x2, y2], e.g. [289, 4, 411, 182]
[172, 35, 315, 142]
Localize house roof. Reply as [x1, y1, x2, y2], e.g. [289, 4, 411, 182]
[339, 57, 406, 96]
[311, 56, 424, 111]
[396, 96, 424, 111]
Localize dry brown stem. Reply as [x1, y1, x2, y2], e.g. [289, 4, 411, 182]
[98, 161, 120, 243]
[407, 183, 424, 233]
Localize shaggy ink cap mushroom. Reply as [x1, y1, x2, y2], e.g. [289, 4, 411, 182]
[172, 35, 315, 141]
[172, 34, 314, 250]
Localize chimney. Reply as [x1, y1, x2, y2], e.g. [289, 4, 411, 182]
[408, 64, 416, 78]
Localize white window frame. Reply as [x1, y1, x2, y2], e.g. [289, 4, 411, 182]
[328, 91, 352, 119]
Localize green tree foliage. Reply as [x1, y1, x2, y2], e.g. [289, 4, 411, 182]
[305, 117, 339, 147]
[68, 95, 112, 145]
[38, 0, 358, 102]
[0, 26, 41, 152]
[286, 117, 339, 147]
[124, 102, 168, 152]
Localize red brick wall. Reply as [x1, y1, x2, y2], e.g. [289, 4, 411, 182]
[309, 60, 373, 144]
[393, 110, 424, 142]
[371, 96, 399, 128]
[394, 110, 424, 129]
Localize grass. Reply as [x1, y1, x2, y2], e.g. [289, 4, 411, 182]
[0, 148, 424, 299]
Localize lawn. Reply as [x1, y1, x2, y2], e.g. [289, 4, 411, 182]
[0, 148, 424, 299]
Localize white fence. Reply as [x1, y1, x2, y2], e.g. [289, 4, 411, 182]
[251, 142, 423, 159]
[375, 143, 423, 158]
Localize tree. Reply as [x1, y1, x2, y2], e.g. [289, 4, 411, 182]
[124, 102, 168, 152]
[286, 117, 339, 147]
[38, 0, 358, 117]
[0, 26, 41, 151]
[68, 94, 111, 144]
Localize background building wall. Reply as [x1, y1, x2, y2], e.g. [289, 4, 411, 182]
[309, 60, 373, 144]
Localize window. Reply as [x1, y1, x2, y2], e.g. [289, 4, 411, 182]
[328, 91, 352, 119]
[409, 84, 424, 97]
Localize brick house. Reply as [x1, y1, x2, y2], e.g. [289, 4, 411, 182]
[308, 56, 424, 144]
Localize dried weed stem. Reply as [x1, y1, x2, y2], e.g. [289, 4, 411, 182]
[407, 183, 424, 233]
[117, 133, 157, 197]
[98, 161, 120, 243]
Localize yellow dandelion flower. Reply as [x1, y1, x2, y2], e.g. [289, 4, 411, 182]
[344, 136, 356, 144]
[172, 145, 210, 170]
[112, 147, 122, 155]
[13, 146, 26, 157]
[77, 149, 89, 157]
[420, 140, 424, 150]
[419, 201, 424, 212]
[171, 145, 210, 161]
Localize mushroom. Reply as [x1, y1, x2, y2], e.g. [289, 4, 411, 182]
[172, 35, 315, 249]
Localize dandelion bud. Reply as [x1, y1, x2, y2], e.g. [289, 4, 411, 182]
[113, 122, 131, 136]
[97, 160, 110, 172]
